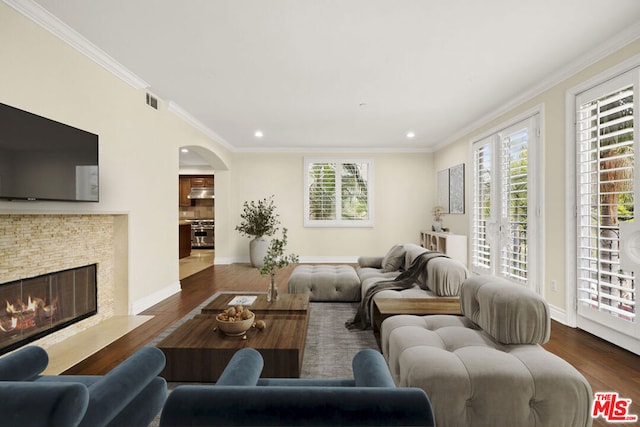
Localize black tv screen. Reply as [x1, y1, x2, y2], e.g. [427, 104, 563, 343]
[0, 102, 99, 202]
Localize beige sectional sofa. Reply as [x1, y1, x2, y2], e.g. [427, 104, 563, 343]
[356, 243, 469, 327]
[357, 243, 469, 300]
[381, 275, 593, 427]
[288, 243, 469, 311]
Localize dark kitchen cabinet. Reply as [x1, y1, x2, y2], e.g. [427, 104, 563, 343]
[179, 223, 191, 259]
[190, 176, 214, 188]
[179, 175, 215, 207]
[179, 177, 192, 207]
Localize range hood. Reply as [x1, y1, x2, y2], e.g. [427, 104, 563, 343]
[187, 187, 215, 199]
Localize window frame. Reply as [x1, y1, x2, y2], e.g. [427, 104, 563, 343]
[469, 108, 543, 293]
[568, 64, 639, 340]
[303, 157, 374, 228]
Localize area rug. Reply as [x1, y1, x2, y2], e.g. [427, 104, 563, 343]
[146, 293, 379, 426]
[147, 292, 379, 379]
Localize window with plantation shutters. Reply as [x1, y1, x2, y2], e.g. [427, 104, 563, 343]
[575, 71, 636, 330]
[472, 140, 492, 273]
[304, 158, 373, 227]
[470, 113, 540, 290]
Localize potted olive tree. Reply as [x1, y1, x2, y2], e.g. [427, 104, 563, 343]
[235, 195, 280, 268]
[260, 227, 299, 301]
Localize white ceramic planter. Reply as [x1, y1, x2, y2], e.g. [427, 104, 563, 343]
[249, 236, 268, 268]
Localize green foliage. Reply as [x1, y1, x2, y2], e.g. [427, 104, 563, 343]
[308, 162, 369, 221]
[308, 163, 336, 220]
[260, 228, 299, 277]
[235, 195, 280, 238]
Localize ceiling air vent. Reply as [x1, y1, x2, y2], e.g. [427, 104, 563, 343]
[146, 93, 158, 110]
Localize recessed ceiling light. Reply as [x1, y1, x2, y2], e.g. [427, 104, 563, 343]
[254, 130, 264, 138]
[180, 148, 189, 153]
[406, 131, 416, 139]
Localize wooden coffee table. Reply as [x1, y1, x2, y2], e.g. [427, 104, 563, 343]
[157, 293, 310, 382]
[201, 293, 309, 315]
[372, 297, 462, 332]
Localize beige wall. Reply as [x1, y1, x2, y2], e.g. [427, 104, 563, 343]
[433, 38, 640, 320]
[221, 151, 434, 263]
[0, 3, 231, 313]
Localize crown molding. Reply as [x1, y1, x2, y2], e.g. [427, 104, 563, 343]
[167, 101, 236, 152]
[232, 145, 434, 154]
[433, 21, 640, 151]
[4, 0, 149, 90]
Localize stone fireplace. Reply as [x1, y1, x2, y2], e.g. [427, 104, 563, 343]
[0, 214, 127, 350]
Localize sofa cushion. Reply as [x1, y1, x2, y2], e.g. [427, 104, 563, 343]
[357, 256, 383, 268]
[216, 347, 263, 386]
[402, 243, 428, 270]
[424, 256, 468, 296]
[461, 275, 550, 344]
[0, 381, 89, 427]
[351, 349, 396, 388]
[0, 346, 48, 381]
[380, 244, 406, 272]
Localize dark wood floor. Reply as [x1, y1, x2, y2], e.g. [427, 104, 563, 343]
[64, 263, 639, 427]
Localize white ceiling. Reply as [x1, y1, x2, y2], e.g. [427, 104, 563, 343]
[19, 0, 640, 152]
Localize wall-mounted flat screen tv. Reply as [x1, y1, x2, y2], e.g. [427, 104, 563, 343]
[0, 102, 99, 202]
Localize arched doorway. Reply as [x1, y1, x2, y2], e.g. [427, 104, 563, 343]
[178, 145, 227, 279]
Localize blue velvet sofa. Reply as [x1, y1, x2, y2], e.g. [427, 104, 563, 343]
[160, 347, 435, 426]
[0, 345, 167, 427]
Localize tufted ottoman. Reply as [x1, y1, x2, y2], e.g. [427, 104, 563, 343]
[288, 265, 361, 301]
[381, 275, 593, 427]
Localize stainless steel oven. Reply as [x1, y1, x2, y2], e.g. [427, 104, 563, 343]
[188, 219, 214, 249]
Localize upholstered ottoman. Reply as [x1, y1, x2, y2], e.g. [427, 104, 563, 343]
[288, 265, 361, 301]
[381, 275, 593, 427]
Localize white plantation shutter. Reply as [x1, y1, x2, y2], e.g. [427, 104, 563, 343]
[472, 140, 493, 274]
[307, 162, 337, 221]
[304, 158, 373, 227]
[471, 114, 540, 290]
[576, 75, 636, 326]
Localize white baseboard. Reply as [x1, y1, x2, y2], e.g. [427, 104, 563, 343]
[215, 256, 359, 265]
[549, 303, 570, 326]
[130, 280, 181, 314]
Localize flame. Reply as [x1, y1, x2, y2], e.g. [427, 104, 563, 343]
[6, 300, 17, 314]
[27, 296, 37, 311]
[1, 296, 57, 332]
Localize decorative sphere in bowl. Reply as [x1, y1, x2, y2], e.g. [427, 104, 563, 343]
[216, 306, 255, 336]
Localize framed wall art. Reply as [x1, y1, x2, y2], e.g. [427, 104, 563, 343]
[437, 163, 465, 214]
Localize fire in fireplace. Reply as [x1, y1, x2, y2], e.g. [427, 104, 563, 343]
[0, 264, 97, 355]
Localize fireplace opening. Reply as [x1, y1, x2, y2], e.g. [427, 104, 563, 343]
[0, 264, 97, 356]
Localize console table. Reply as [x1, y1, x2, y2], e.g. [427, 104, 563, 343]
[419, 230, 467, 265]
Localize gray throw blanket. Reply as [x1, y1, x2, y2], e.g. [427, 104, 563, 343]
[346, 251, 448, 330]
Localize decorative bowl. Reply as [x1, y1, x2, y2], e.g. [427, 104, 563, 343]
[216, 312, 255, 336]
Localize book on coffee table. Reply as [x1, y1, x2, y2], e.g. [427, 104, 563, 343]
[227, 295, 258, 306]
